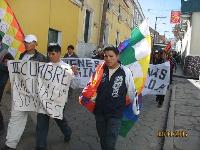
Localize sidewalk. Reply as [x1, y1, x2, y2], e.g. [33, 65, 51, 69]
[1, 64, 199, 150]
[163, 65, 200, 150]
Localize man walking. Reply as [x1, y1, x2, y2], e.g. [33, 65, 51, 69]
[2, 34, 46, 150]
[36, 43, 79, 150]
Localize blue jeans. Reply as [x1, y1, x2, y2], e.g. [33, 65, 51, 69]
[36, 112, 71, 149]
[95, 115, 122, 150]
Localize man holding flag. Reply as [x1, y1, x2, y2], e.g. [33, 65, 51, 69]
[79, 20, 151, 147]
[80, 46, 139, 150]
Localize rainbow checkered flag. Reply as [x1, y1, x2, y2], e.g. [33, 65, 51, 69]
[118, 20, 151, 137]
[0, 0, 25, 59]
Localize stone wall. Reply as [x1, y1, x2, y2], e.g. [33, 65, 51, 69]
[183, 55, 200, 78]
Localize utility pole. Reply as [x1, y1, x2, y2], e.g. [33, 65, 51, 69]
[153, 16, 167, 44]
[99, 0, 108, 48]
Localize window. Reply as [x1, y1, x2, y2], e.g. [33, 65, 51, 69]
[115, 31, 120, 46]
[84, 9, 92, 43]
[119, 5, 121, 14]
[48, 28, 62, 45]
[107, 0, 113, 11]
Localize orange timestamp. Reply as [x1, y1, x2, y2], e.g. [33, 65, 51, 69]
[157, 130, 188, 137]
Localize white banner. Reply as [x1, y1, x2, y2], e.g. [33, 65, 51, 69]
[8, 60, 73, 119]
[142, 62, 170, 95]
[62, 58, 103, 88]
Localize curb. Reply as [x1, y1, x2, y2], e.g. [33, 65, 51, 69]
[162, 85, 176, 150]
[173, 74, 199, 80]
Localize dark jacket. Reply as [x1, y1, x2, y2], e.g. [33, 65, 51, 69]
[153, 57, 164, 65]
[0, 52, 14, 101]
[0, 52, 14, 73]
[63, 52, 78, 58]
[94, 66, 127, 118]
[19, 50, 46, 62]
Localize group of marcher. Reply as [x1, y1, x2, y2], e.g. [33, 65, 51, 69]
[0, 34, 139, 150]
[150, 48, 177, 108]
[0, 32, 178, 150]
[0, 34, 80, 150]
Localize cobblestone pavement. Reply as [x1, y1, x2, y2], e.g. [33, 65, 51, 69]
[0, 87, 170, 150]
[164, 77, 200, 150]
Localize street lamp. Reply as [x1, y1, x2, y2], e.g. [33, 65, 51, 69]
[153, 16, 167, 44]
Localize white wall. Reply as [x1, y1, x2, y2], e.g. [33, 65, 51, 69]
[190, 12, 200, 56]
[76, 41, 97, 58]
[177, 21, 192, 56]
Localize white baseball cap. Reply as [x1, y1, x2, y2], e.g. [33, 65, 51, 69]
[24, 34, 37, 43]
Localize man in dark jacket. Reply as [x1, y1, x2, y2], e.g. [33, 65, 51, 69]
[63, 45, 78, 58]
[19, 35, 46, 61]
[0, 35, 14, 134]
[153, 50, 166, 108]
[2, 34, 46, 150]
[94, 46, 136, 150]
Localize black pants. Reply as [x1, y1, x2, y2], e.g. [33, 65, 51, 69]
[95, 115, 122, 150]
[156, 95, 165, 105]
[170, 70, 173, 84]
[36, 110, 71, 149]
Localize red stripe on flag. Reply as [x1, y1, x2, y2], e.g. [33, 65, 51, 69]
[6, 4, 14, 15]
[4, 0, 25, 54]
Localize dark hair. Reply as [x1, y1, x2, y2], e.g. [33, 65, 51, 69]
[103, 46, 119, 55]
[67, 45, 74, 50]
[0, 34, 2, 41]
[3, 52, 14, 61]
[48, 44, 61, 53]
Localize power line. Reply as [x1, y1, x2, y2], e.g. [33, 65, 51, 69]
[145, 8, 180, 12]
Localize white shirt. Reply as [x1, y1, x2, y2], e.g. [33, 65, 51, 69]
[48, 60, 80, 89]
[21, 53, 34, 61]
[109, 67, 119, 80]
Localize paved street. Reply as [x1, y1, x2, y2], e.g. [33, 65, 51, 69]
[0, 85, 170, 150]
[163, 77, 200, 150]
[1, 64, 200, 150]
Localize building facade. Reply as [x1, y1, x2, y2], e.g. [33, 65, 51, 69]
[8, 0, 145, 58]
[7, 0, 80, 56]
[77, 0, 138, 57]
[76, 0, 103, 57]
[103, 0, 135, 46]
[175, 0, 200, 78]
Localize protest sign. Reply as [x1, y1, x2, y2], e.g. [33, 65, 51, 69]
[8, 60, 73, 119]
[62, 58, 103, 88]
[142, 62, 170, 95]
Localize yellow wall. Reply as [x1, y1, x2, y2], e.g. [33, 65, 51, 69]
[7, 0, 79, 55]
[77, 0, 103, 44]
[106, 0, 134, 45]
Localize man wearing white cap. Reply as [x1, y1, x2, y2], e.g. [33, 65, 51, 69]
[2, 34, 46, 150]
[19, 34, 46, 61]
